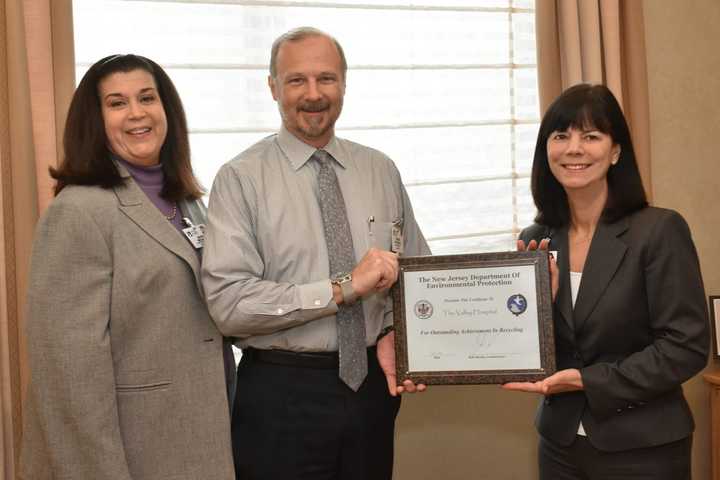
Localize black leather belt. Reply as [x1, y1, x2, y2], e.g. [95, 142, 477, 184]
[243, 346, 376, 369]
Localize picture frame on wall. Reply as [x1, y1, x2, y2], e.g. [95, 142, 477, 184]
[710, 296, 720, 358]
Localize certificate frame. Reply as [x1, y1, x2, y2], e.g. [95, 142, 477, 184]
[710, 296, 720, 358]
[392, 250, 556, 385]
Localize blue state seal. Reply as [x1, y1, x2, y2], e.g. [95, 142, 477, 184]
[507, 294, 527, 316]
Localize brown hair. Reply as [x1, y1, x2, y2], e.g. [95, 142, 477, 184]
[52, 54, 203, 200]
[269, 27, 347, 81]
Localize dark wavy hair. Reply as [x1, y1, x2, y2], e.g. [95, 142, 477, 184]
[530, 83, 647, 227]
[52, 54, 203, 200]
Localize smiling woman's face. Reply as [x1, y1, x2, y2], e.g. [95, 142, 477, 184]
[99, 69, 167, 166]
[546, 126, 620, 194]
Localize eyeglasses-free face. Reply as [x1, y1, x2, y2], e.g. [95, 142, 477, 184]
[99, 68, 168, 167]
[269, 35, 346, 149]
[546, 127, 620, 195]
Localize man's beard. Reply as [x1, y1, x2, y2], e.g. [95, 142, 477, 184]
[296, 99, 342, 138]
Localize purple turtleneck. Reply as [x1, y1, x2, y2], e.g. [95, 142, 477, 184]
[116, 156, 184, 232]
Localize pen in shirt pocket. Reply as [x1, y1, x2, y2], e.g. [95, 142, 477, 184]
[367, 215, 376, 248]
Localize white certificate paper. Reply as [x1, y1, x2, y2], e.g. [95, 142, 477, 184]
[403, 265, 541, 372]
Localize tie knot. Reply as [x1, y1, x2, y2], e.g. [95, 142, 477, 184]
[312, 150, 332, 165]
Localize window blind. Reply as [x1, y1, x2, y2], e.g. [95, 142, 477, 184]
[73, 0, 540, 253]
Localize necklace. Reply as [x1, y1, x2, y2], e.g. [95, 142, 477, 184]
[164, 203, 178, 221]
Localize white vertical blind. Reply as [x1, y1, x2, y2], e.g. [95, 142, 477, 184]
[73, 0, 540, 253]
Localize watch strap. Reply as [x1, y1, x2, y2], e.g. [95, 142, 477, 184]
[332, 273, 358, 305]
[339, 275, 358, 305]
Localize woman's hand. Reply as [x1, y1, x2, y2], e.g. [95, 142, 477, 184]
[517, 238, 559, 301]
[501, 368, 583, 395]
[376, 331, 427, 396]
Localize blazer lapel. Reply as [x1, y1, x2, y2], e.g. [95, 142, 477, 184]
[113, 172, 202, 291]
[178, 197, 208, 227]
[178, 198, 208, 293]
[549, 225, 574, 333]
[572, 217, 629, 332]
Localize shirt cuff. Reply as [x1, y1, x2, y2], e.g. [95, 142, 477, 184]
[383, 306, 394, 329]
[297, 279, 336, 311]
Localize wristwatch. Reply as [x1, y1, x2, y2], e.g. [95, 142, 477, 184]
[331, 272, 358, 305]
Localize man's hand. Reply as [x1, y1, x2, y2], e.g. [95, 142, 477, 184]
[501, 368, 583, 395]
[517, 238, 559, 301]
[351, 248, 399, 297]
[376, 331, 426, 396]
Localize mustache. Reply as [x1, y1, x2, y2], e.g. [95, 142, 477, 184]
[299, 101, 330, 112]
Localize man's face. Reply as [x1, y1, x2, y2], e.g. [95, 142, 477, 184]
[269, 35, 345, 148]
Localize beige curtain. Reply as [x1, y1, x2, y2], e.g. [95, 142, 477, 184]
[535, 0, 653, 200]
[0, 0, 74, 477]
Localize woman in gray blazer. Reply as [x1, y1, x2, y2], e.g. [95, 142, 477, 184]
[503, 84, 709, 479]
[20, 55, 235, 479]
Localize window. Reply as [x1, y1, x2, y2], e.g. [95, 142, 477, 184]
[73, 0, 540, 253]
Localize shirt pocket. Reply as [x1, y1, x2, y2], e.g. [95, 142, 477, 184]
[366, 219, 395, 251]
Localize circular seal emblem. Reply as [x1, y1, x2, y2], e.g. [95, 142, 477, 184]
[414, 300, 434, 319]
[507, 294, 527, 316]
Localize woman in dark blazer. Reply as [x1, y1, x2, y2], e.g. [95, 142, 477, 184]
[503, 84, 709, 479]
[20, 55, 235, 479]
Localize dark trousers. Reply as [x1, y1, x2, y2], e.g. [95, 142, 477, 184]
[231, 347, 401, 480]
[539, 434, 692, 480]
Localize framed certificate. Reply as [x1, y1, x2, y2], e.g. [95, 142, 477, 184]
[392, 250, 556, 385]
[710, 296, 720, 358]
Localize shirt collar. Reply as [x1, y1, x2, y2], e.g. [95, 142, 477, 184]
[277, 125, 348, 171]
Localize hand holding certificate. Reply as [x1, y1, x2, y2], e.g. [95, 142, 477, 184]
[392, 250, 556, 385]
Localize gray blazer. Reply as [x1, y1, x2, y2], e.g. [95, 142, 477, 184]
[520, 206, 709, 451]
[20, 170, 234, 479]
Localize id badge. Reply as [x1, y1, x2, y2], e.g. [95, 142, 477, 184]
[391, 221, 403, 255]
[182, 217, 206, 249]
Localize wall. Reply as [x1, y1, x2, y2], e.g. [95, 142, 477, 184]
[394, 1, 720, 478]
[643, 0, 720, 478]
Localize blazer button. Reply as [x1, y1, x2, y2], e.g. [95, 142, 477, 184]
[544, 397, 552, 405]
[616, 408, 623, 413]
[573, 351, 581, 360]
[627, 404, 635, 409]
